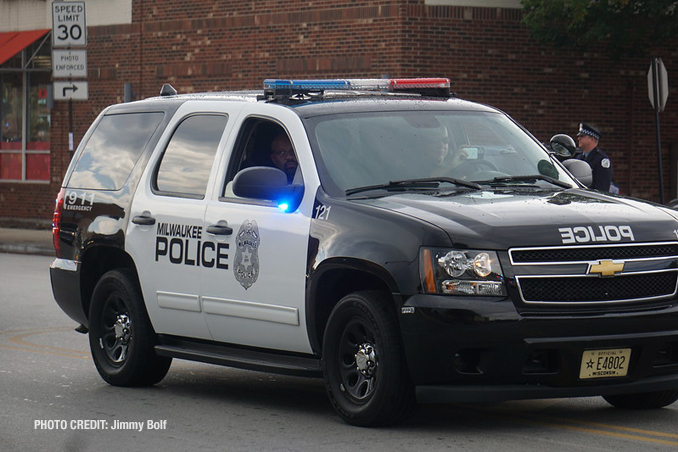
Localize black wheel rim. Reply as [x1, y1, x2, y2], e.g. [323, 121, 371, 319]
[337, 317, 378, 403]
[100, 294, 132, 366]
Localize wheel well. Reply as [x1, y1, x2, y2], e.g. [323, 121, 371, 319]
[80, 246, 138, 323]
[311, 268, 393, 352]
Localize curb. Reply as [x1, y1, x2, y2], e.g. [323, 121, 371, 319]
[0, 228, 54, 257]
[0, 243, 54, 256]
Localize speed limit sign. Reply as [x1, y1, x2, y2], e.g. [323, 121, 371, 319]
[52, 1, 87, 47]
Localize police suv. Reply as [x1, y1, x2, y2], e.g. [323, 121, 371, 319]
[50, 78, 678, 426]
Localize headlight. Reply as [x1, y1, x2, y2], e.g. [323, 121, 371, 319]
[421, 248, 506, 296]
[438, 250, 493, 278]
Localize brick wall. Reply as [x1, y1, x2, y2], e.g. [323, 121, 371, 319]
[2, 0, 676, 223]
[402, 4, 678, 202]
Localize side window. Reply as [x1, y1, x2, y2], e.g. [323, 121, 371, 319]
[68, 112, 164, 190]
[155, 114, 228, 198]
[223, 118, 302, 199]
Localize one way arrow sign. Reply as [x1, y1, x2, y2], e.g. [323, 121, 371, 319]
[54, 81, 88, 100]
[63, 84, 78, 97]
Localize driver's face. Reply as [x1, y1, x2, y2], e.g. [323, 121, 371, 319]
[270, 134, 298, 177]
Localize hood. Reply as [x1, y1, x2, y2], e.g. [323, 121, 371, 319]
[358, 189, 678, 249]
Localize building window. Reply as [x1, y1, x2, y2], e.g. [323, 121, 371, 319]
[0, 33, 51, 182]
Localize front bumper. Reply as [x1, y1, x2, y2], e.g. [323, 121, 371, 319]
[399, 294, 678, 403]
[416, 374, 678, 404]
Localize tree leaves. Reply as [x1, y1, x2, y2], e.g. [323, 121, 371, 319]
[520, 0, 678, 57]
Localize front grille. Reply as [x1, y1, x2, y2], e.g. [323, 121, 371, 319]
[509, 242, 678, 306]
[519, 272, 678, 304]
[511, 243, 678, 264]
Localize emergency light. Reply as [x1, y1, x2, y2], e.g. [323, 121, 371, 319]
[262, 78, 451, 98]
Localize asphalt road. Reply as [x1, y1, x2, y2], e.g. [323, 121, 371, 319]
[1, 253, 678, 452]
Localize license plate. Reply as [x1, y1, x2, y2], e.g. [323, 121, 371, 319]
[579, 348, 631, 379]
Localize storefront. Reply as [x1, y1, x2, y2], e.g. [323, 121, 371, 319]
[0, 29, 52, 183]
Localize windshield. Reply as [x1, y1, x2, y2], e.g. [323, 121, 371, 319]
[305, 110, 578, 196]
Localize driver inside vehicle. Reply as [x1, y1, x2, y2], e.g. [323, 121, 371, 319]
[419, 126, 470, 178]
[420, 127, 482, 179]
[269, 132, 299, 183]
[420, 126, 451, 170]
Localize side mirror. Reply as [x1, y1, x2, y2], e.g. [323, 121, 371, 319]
[232, 166, 304, 212]
[548, 134, 577, 159]
[562, 159, 592, 188]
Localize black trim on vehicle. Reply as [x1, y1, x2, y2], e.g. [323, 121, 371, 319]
[155, 335, 322, 378]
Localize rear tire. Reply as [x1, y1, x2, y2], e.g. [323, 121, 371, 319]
[603, 390, 678, 409]
[321, 291, 415, 426]
[88, 269, 172, 386]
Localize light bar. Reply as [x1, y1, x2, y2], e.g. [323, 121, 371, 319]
[263, 78, 451, 97]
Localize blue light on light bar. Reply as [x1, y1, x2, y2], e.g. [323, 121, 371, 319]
[264, 79, 351, 91]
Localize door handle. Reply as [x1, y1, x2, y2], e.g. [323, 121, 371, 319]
[132, 214, 156, 226]
[207, 224, 233, 235]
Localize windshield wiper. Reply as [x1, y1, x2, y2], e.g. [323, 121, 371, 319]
[480, 174, 572, 189]
[346, 177, 481, 196]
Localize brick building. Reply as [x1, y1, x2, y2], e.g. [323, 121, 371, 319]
[1, 0, 676, 226]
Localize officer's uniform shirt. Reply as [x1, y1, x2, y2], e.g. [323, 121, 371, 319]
[579, 146, 612, 192]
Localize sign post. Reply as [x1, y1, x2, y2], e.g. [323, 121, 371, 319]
[52, 1, 87, 153]
[648, 58, 669, 204]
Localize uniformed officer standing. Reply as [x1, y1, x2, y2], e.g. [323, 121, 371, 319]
[577, 123, 613, 192]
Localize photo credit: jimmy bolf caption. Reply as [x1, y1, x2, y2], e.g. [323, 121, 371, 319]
[34, 419, 168, 431]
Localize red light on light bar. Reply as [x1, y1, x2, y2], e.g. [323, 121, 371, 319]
[390, 78, 451, 90]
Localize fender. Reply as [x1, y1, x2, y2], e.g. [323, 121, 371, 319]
[305, 256, 402, 354]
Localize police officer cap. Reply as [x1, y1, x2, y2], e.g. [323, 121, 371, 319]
[577, 123, 602, 140]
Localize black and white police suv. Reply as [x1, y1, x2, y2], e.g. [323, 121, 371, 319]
[51, 78, 678, 426]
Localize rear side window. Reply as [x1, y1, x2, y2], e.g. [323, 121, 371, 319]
[68, 112, 164, 190]
[155, 114, 228, 198]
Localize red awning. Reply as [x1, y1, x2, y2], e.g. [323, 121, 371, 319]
[0, 29, 50, 66]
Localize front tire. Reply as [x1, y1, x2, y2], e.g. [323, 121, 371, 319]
[603, 390, 678, 409]
[321, 291, 415, 426]
[88, 269, 172, 386]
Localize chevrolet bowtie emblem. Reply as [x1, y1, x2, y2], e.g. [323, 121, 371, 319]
[588, 260, 624, 277]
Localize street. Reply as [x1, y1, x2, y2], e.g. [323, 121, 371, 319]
[1, 253, 677, 452]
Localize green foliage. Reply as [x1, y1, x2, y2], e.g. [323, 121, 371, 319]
[520, 0, 678, 56]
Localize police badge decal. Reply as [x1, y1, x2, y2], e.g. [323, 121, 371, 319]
[234, 220, 260, 289]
